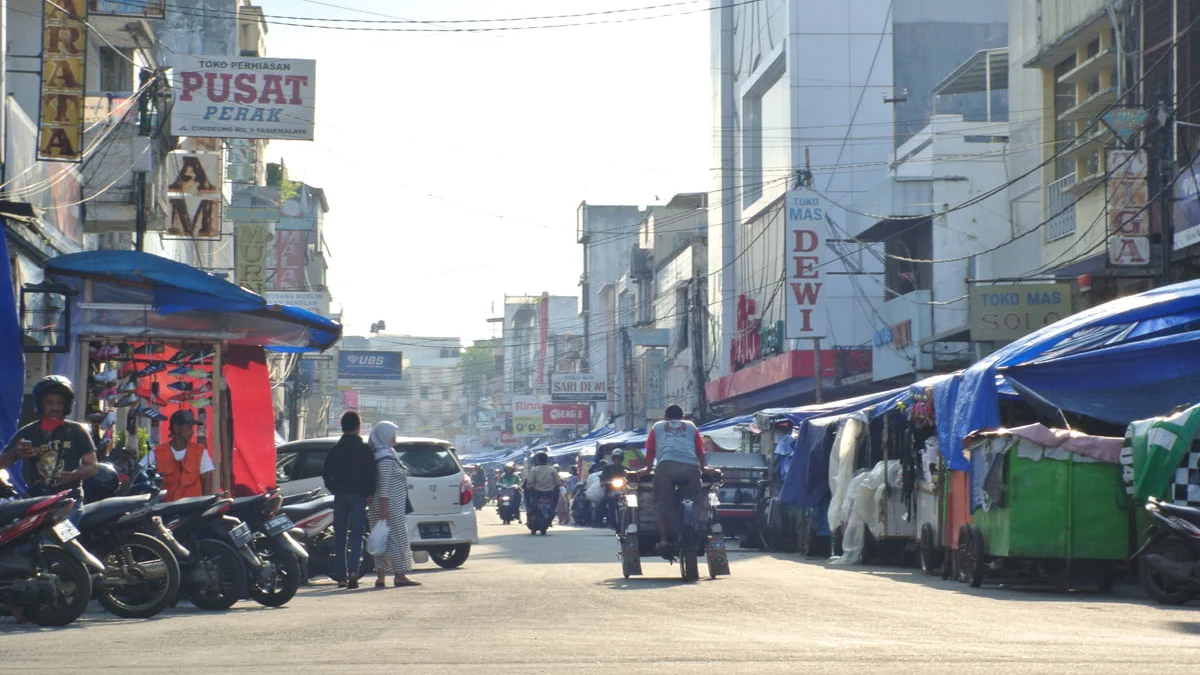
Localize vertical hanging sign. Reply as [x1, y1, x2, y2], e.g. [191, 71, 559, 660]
[784, 190, 832, 338]
[38, 0, 88, 162]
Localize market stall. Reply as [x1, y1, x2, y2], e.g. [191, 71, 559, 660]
[43, 251, 340, 495]
[952, 424, 1127, 589]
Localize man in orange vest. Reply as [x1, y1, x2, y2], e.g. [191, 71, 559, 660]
[148, 410, 215, 501]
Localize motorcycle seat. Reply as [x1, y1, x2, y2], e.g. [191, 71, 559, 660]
[0, 496, 55, 524]
[282, 495, 334, 520]
[150, 495, 221, 520]
[281, 489, 323, 506]
[1157, 500, 1200, 524]
[79, 494, 152, 529]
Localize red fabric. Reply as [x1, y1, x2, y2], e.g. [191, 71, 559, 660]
[222, 345, 276, 494]
[39, 418, 64, 433]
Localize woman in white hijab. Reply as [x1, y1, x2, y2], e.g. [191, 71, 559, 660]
[367, 421, 419, 587]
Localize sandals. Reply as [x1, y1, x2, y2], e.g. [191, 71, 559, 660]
[394, 578, 421, 587]
[374, 580, 387, 589]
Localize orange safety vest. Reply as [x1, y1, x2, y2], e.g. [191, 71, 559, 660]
[155, 441, 206, 501]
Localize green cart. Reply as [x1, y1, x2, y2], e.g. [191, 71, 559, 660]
[956, 432, 1130, 590]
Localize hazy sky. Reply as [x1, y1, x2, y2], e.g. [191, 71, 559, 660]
[260, 1, 711, 343]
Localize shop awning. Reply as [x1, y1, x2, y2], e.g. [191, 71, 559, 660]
[756, 386, 908, 426]
[45, 251, 341, 352]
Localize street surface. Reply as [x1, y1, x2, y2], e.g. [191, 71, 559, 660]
[2, 509, 1198, 673]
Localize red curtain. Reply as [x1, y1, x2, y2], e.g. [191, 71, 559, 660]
[223, 345, 276, 495]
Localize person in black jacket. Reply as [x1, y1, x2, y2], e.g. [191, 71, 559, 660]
[322, 411, 377, 589]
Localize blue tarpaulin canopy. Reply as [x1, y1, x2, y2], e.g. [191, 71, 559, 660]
[758, 387, 907, 426]
[944, 279, 1200, 469]
[45, 251, 341, 352]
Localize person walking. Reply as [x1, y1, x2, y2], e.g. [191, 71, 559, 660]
[367, 421, 420, 588]
[321, 411, 376, 589]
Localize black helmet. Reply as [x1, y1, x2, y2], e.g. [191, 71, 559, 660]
[533, 451, 549, 466]
[32, 375, 75, 415]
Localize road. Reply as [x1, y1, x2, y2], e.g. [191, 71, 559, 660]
[2, 509, 1198, 673]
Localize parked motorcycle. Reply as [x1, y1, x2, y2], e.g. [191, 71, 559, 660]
[228, 490, 305, 607]
[1133, 496, 1200, 605]
[77, 491, 188, 618]
[282, 492, 374, 583]
[570, 483, 593, 527]
[151, 496, 249, 610]
[526, 491, 555, 535]
[497, 486, 520, 525]
[0, 478, 105, 626]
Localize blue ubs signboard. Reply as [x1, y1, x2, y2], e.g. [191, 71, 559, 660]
[337, 350, 403, 383]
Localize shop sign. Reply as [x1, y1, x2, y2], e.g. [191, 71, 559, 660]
[872, 291, 932, 382]
[550, 373, 606, 403]
[730, 295, 784, 371]
[1174, 155, 1200, 250]
[1106, 150, 1151, 267]
[89, 0, 165, 17]
[512, 396, 545, 435]
[170, 55, 316, 141]
[337, 350, 403, 386]
[642, 349, 665, 419]
[264, 291, 324, 314]
[165, 150, 224, 240]
[968, 283, 1072, 343]
[543, 404, 589, 427]
[274, 230, 307, 290]
[500, 431, 519, 446]
[234, 222, 270, 294]
[785, 190, 832, 339]
[38, 0, 88, 162]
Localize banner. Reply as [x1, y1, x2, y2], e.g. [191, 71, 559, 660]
[274, 230, 307, 290]
[1106, 150, 1151, 267]
[38, 0, 87, 162]
[170, 55, 316, 140]
[337, 350, 403, 387]
[550, 373, 607, 402]
[89, 0, 164, 17]
[234, 222, 270, 294]
[784, 190, 833, 339]
[543, 403, 589, 427]
[512, 395, 545, 436]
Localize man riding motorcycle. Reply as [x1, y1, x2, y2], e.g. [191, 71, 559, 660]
[600, 451, 628, 528]
[522, 451, 561, 522]
[498, 463, 522, 516]
[638, 404, 712, 554]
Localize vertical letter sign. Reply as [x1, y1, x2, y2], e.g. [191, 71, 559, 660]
[785, 190, 831, 339]
[39, 0, 88, 162]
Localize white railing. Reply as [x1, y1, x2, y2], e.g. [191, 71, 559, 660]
[1045, 172, 1078, 242]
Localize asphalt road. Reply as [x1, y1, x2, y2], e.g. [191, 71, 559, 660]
[2, 509, 1198, 674]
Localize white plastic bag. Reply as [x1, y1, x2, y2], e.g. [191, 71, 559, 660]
[366, 519, 390, 556]
[585, 471, 604, 505]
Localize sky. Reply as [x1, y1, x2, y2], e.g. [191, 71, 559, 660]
[258, 0, 712, 344]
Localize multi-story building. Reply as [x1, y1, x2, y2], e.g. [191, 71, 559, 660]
[706, 0, 1007, 415]
[502, 294, 583, 443]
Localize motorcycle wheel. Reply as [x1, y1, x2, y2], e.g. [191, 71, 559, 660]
[1140, 538, 1199, 605]
[186, 538, 248, 611]
[429, 544, 471, 569]
[24, 546, 93, 627]
[96, 532, 181, 619]
[248, 539, 302, 607]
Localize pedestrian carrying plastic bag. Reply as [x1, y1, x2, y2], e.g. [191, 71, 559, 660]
[367, 519, 390, 556]
[586, 471, 604, 505]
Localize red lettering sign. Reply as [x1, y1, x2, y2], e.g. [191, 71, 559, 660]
[543, 404, 590, 426]
[730, 294, 761, 371]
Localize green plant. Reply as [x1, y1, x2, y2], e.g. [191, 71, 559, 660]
[136, 427, 151, 459]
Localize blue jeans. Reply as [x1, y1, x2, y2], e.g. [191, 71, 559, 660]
[333, 494, 367, 581]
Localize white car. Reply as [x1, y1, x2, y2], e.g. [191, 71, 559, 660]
[275, 436, 479, 568]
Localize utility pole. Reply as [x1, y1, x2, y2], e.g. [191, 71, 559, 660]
[133, 69, 155, 252]
[691, 277, 707, 422]
[1158, 85, 1175, 286]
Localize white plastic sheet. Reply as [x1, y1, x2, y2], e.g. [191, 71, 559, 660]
[831, 460, 889, 566]
[827, 412, 868, 531]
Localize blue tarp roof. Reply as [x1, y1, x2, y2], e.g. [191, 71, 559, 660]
[46, 251, 341, 351]
[758, 387, 908, 426]
[944, 279, 1200, 469]
[698, 415, 754, 432]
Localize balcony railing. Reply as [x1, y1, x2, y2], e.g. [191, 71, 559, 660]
[1045, 173, 1078, 242]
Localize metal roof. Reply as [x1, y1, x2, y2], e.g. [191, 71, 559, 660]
[932, 48, 1010, 97]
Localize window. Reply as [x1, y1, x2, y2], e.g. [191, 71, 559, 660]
[440, 347, 459, 359]
[441, 390, 450, 401]
[1052, 55, 1078, 181]
[295, 449, 328, 480]
[276, 450, 298, 482]
[395, 443, 460, 478]
[99, 47, 134, 92]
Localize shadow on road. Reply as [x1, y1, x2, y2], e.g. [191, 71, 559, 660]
[597, 576, 713, 591]
[1171, 621, 1200, 634]
[472, 523, 618, 565]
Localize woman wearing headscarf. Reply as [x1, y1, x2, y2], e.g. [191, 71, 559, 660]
[367, 421, 420, 588]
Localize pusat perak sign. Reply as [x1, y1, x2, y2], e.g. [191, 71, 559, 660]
[550, 373, 607, 402]
[170, 56, 316, 141]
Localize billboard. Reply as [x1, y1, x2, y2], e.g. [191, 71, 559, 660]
[1106, 150, 1151, 267]
[170, 55, 316, 141]
[512, 396, 545, 436]
[550, 373, 607, 402]
[1175, 154, 1200, 250]
[89, 0, 164, 17]
[968, 283, 1072, 343]
[166, 150, 223, 239]
[234, 222, 270, 294]
[785, 190, 833, 339]
[39, 0, 87, 162]
[274, 230, 307, 290]
[337, 350, 403, 387]
[542, 403, 589, 428]
[264, 291, 325, 314]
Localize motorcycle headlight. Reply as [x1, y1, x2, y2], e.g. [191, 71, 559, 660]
[611, 477, 626, 490]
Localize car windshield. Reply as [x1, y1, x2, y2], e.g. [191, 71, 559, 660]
[395, 443, 460, 478]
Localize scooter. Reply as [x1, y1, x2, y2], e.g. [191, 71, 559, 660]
[526, 491, 555, 535]
[228, 490, 306, 607]
[472, 484, 488, 511]
[571, 483, 593, 527]
[281, 493, 375, 583]
[151, 496, 250, 611]
[1132, 496, 1200, 605]
[0, 476, 105, 626]
[497, 486, 520, 525]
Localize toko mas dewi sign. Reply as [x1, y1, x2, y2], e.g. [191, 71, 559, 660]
[543, 404, 590, 428]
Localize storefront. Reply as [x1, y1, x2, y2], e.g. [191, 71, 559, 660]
[38, 251, 340, 495]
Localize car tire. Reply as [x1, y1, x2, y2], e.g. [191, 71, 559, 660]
[429, 544, 471, 569]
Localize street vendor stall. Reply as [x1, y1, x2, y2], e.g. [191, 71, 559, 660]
[42, 251, 340, 496]
[952, 424, 1127, 589]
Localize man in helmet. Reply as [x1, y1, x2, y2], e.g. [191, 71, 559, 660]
[522, 450, 561, 517]
[498, 462, 522, 517]
[0, 376, 99, 518]
[599, 451, 630, 529]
